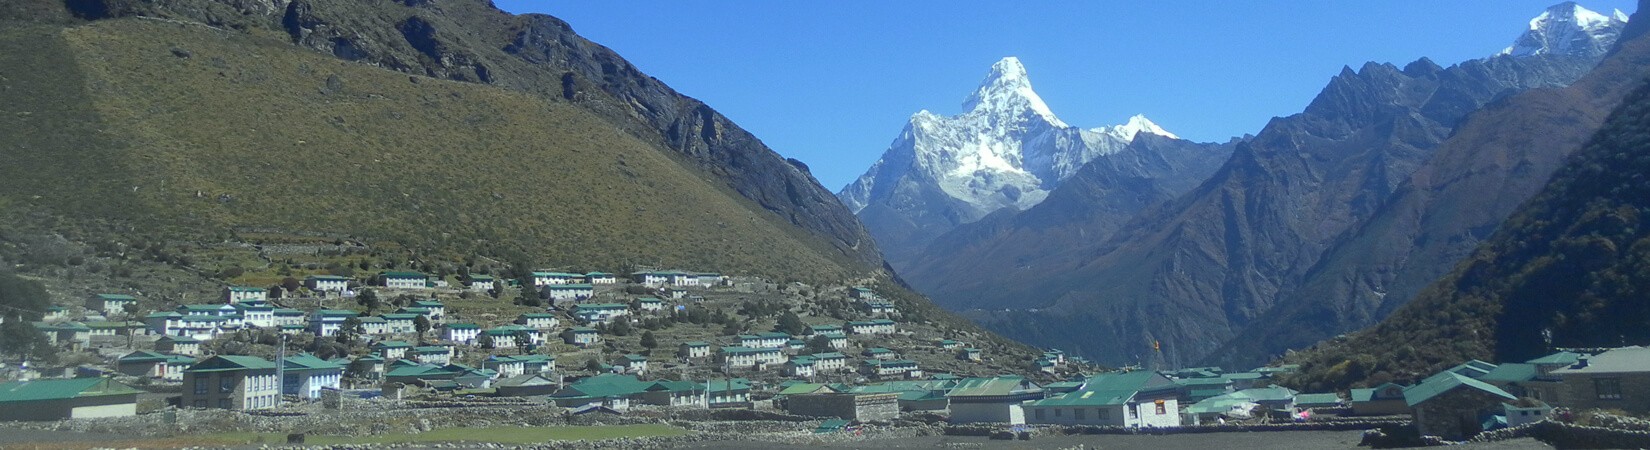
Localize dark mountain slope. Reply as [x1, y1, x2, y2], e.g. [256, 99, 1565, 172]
[954, 53, 1600, 366]
[1216, 28, 1650, 369]
[1279, 74, 1650, 392]
[1, 0, 882, 271]
[901, 135, 1235, 305]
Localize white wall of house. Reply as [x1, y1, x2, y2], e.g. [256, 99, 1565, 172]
[951, 402, 1027, 425]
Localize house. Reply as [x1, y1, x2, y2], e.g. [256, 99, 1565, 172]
[466, 275, 496, 292]
[305, 275, 351, 293]
[1295, 393, 1344, 409]
[641, 380, 708, 407]
[550, 374, 654, 410]
[806, 325, 844, 336]
[485, 355, 528, 378]
[86, 294, 137, 315]
[948, 376, 1046, 424]
[380, 313, 418, 334]
[410, 300, 445, 322]
[517, 354, 555, 373]
[616, 354, 648, 375]
[935, 339, 962, 350]
[863, 347, 897, 360]
[697, 272, 724, 286]
[811, 352, 850, 372]
[183, 355, 281, 410]
[1172, 376, 1233, 403]
[482, 327, 521, 349]
[1025, 371, 1180, 427]
[738, 332, 791, 349]
[846, 319, 896, 335]
[273, 308, 306, 327]
[1504, 399, 1554, 428]
[585, 272, 618, 285]
[349, 355, 385, 380]
[36, 321, 91, 348]
[516, 313, 560, 329]
[679, 341, 712, 359]
[865, 301, 897, 315]
[572, 303, 630, 324]
[1477, 363, 1541, 399]
[309, 309, 357, 337]
[562, 327, 601, 347]
[234, 302, 275, 328]
[224, 286, 266, 304]
[358, 316, 388, 335]
[706, 379, 752, 407]
[1550, 346, 1650, 413]
[1351, 382, 1412, 416]
[631, 271, 700, 287]
[86, 321, 146, 338]
[787, 392, 900, 421]
[789, 356, 823, 377]
[532, 271, 582, 286]
[117, 351, 190, 380]
[156, 335, 201, 356]
[543, 284, 594, 302]
[372, 341, 412, 360]
[1236, 386, 1299, 411]
[959, 348, 983, 362]
[380, 271, 427, 289]
[442, 323, 481, 345]
[0, 378, 142, 421]
[820, 334, 849, 350]
[861, 359, 922, 380]
[787, 339, 807, 352]
[1221, 372, 1266, 390]
[1405, 372, 1517, 440]
[413, 346, 453, 365]
[664, 288, 688, 299]
[849, 287, 876, 300]
[281, 354, 344, 401]
[43, 306, 67, 322]
[635, 298, 665, 312]
[495, 373, 562, 397]
[718, 346, 785, 370]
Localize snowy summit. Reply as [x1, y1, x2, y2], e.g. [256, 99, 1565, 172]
[1502, 2, 1629, 58]
[838, 57, 1175, 221]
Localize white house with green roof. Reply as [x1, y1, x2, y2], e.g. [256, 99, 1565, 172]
[617, 354, 649, 375]
[0, 377, 142, 421]
[114, 351, 193, 381]
[413, 346, 454, 365]
[309, 309, 358, 337]
[1405, 371, 1517, 440]
[305, 275, 350, 292]
[679, 341, 712, 359]
[739, 332, 791, 349]
[183, 355, 280, 410]
[442, 323, 481, 345]
[947, 376, 1044, 425]
[466, 275, 496, 291]
[156, 335, 201, 356]
[563, 327, 601, 347]
[719, 346, 785, 370]
[1025, 371, 1180, 427]
[846, 319, 896, 335]
[485, 355, 528, 378]
[282, 353, 344, 400]
[787, 356, 817, 378]
[380, 313, 418, 334]
[532, 271, 583, 286]
[572, 303, 630, 324]
[86, 293, 137, 315]
[517, 313, 560, 329]
[381, 271, 427, 289]
[862, 359, 922, 380]
[273, 308, 305, 327]
[866, 301, 897, 316]
[635, 297, 665, 312]
[812, 352, 850, 372]
[372, 341, 413, 360]
[234, 302, 275, 328]
[585, 272, 617, 284]
[358, 316, 388, 335]
[543, 284, 594, 302]
[223, 286, 266, 304]
[849, 287, 875, 300]
[411, 300, 445, 322]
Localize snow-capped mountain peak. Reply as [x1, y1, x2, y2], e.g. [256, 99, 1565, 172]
[1501, 2, 1629, 58]
[962, 57, 1066, 127]
[1094, 114, 1179, 141]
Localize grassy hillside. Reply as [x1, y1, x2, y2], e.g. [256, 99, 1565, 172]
[0, 18, 856, 281]
[1277, 78, 1650, 393]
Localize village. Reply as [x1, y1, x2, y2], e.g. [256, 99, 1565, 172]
[3, 266, 1650, 447]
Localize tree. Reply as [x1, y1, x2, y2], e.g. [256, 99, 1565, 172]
[610, 319, 633, 336]
[515, 330, 533, 355]
[478, 332, 496, 349]
[517, 284, 542, 307]
[121, 302, 146, 348]
[585, 357, 603, 373]
[776, 311, 805, 335]
[413, 315, 432, 344]
[805, 335, 834, 354]
[640, 331, 658, 349]
[721, 321, 742, 336]
[357, 289, 381, 314]
[280, 277, 302, 293]
[0, 270, 52, 361]
[340, 316, 364, 343]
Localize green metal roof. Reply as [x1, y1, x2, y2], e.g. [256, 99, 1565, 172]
[1236, 386, 1298, 402]
[553, 374, 653, 399]
[187, 355, 278, 372]
[315, 309, 357, 317]
[1295, 393, 1343, 406]
[284, 353, 344, 371]
[721, 346, 779, 354]
[413, 300, 444, 307]
[948, 376, 1038, 397]
[95, 294, 136, 301]
[0, 378, 142, 403]
[118, 351, 168, 363]
[373, 341, 413, 348]
[1478, 363, 1539, 383]
[1031, 389, 1134, 406]
[381, 271, 426, 278]
[307, 275, 350, 280]
[1404, 372, 1516, 407]
[445, 323, 481, 329]
[157, 335, 199, 344]
[545, 284, 594, 290]
[1527, 351, 1583, 365]
[227, 286, 266, 292]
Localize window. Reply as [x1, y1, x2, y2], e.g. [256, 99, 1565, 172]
[1098, 408, 1110, 419]
[1155, 399, 1167, 415]
[219, 398, 231, 409]
[1596, 378, 1624, 400]
[1075, 408, 1087, 420]
[194, 399, 207, 408]
[220, 376, 235, 394]
[1054, 408, 1062, 417]
[1129, 405, 1139, 419]
[194, 378, 208, 395]
[1035, 409, 1045, 420]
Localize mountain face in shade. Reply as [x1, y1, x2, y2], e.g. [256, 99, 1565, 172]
[1280, 25, 1650, 393]
[837, 57, 1181, 267]
[925, 4, 1617, 367]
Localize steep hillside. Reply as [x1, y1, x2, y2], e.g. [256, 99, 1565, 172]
[949, 46, 1604, 367]
[0, 0, 883, 272]
[899, 134, 1235, 302]
[1278, 74, 1650, 392]
[0, 19, 852, 280]
[1215, 25, 1650, 368]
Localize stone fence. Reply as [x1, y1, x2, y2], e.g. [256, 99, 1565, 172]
[944, 417, 1409, 438]
[1471, 420, 1650, 449]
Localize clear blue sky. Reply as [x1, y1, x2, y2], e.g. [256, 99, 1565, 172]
[494, 1, 1637, 190]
